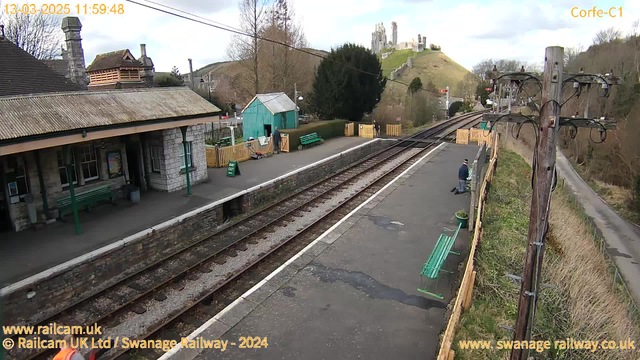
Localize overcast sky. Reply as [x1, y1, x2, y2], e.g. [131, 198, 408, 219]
[13, 0, 640, 73]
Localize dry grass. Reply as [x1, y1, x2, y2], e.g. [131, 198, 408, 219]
[548, 188, 639, 359]
[454, 141, 639, 360]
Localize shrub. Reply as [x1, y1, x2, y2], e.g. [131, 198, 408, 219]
[280, 120, 348, 150]
[455, 209, 468, 218]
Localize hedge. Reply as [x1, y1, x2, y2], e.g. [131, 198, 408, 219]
[280, 120, 348, 150]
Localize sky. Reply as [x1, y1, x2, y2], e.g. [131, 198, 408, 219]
[5, 0, 640, 73]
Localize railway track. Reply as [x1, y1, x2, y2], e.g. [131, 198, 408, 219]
[6, 112, 483, 360]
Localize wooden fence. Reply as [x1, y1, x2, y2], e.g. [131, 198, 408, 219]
[205, 137, 274, 168]
[386, 124, 402, 137]
[344, 123, 355, 137]
[437, 131, 499, 360]
[456, 129, 469, 144]
[359, 124, 375, 138]
[470, 128, 492, 145]
[280, 133, 290, 153]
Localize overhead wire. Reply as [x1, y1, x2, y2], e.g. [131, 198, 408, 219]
[125, 0, 444, 96]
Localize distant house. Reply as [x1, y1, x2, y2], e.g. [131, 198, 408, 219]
[86, 46, 154, 90]
[241, 93, 298, 141]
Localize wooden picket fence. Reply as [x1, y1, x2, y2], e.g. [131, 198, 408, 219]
[344, 123, 355, 137]
[386, 124, 402, 137]
[456, 129, 470, 145]
[359, 124, 375, 138]
[205, 137, 274, 168]
[437, 131, 499, 360]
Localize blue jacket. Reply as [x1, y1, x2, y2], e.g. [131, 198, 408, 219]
[458, 164, 469, 180]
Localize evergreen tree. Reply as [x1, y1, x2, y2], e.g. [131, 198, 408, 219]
[311, 43, 386, 121]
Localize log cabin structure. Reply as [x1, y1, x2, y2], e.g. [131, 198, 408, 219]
[86, 49, 146, 90]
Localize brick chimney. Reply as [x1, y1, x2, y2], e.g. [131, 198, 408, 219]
[61, 17, 87, 86]
[138, 44, 155, 87]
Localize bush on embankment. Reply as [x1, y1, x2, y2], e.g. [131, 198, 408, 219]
[280, 119, 348, 150]
[453, 149, 639, 360]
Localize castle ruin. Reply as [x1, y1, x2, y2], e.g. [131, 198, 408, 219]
[371, 22, 387, 55]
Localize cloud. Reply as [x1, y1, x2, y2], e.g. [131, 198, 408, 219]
[9, 0, 640, 75]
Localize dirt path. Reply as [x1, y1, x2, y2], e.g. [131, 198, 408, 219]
[556, 149, 640, 305]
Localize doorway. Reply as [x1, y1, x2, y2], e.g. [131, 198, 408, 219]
[0, 167, 12, 231]
[126, 143, 141, 187]
[264, 124, 272, 138]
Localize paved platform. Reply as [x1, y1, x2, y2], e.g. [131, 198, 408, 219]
[167, 143, 479, 360]
[0, 137, 371, 287]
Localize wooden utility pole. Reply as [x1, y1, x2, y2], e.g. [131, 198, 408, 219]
[510, 46, 563, 360]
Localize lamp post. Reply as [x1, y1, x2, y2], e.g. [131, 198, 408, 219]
[199, 78, 211, 103]
[294, 83, 303, 128]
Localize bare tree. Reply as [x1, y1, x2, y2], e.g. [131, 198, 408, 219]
[630, 20, 640, 84]
[227, 0, 266, 98]
[564, 45, 584, 67]
[1, 11, 62, 59]
[456, 72, 478, 102]
[593, 27, 622, 45]
[259, 0, 309, 97]
[472, 59, 494, 80]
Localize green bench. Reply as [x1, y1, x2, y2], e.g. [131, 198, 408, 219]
[56, 185, 116, 219]
[417, 223, 462, 299]
[299, 132, 323, 149]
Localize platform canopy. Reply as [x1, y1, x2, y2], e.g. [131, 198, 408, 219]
[0, 87, 221, 155]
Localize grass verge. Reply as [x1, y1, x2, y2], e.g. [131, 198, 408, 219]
[453, 149, 639, 360]
[567, 158, 640, 226]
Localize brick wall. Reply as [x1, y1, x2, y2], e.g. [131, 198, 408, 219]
[1, 139, 389, 326]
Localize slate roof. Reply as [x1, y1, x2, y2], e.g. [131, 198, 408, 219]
[0, 87, 221, 142]
[0, 37, 86, 97]
[86, 49, 143, 72]
[242, 92, 296, 114]
[41, 59, 69, 77]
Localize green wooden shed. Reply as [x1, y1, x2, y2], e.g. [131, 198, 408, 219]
[241, 92, 298, 141]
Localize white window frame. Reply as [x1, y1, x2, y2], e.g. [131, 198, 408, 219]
[178, 142, 193, 170]
[14, 157, 29, 198]
[57, 150, 77, 187]
[150, 145, 162, 173]
[79, 145, 100, 181]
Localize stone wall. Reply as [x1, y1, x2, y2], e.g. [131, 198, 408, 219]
[141, 125, 207, 192]
[243, 139, 390, 212]
[1, 138, 389, 326]
[2, 203, 224, 326]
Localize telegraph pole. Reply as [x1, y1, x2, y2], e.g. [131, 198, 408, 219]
[510, 46, 564, 360]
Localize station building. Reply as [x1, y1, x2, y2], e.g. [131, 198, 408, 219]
[0, 31, 220, 233]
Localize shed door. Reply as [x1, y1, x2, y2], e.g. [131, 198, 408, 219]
[264, 124, 272, 137]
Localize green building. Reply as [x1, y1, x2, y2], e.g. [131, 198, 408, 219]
[241, 92, 298, 141]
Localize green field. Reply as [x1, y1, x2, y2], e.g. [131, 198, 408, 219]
[381, 51, 470, 98]
[381, 49, 423, 77]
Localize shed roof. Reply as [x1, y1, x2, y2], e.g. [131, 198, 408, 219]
[0, 87, 221, 142]
[86, 49, 143, 72]
[242, 92, 296, 115]
[0, 37, 86, 96]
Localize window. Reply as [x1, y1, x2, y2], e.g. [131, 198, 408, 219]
[178, 142, 193, 169]
[15, 159, 29, 196]
[150, 145, 162, 173]
[57, 150, 77, 187]
[79, 145, 100, 181]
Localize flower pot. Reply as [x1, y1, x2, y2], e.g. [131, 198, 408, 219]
[456, 214, 469, 228]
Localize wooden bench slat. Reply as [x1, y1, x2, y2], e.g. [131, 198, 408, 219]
[55, 185, 115, 219]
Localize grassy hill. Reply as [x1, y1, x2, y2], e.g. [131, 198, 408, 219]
[381, 50, 471, 97]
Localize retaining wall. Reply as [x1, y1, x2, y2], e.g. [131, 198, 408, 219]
[1, 139, 390, 327]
